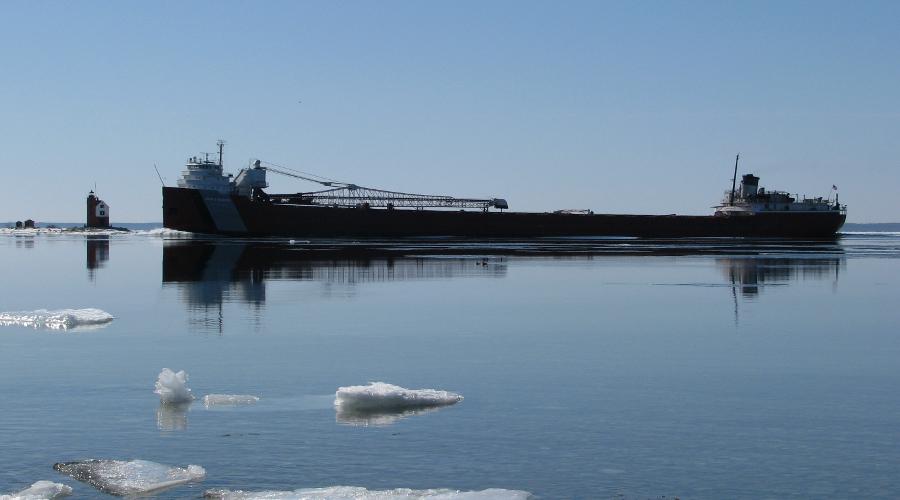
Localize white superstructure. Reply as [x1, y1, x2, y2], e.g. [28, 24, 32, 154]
[176, 154, 233, 193]
[714, 173, 845, 216]
[176, 141, 268, 195]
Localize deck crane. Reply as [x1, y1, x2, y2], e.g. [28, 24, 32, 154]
[256, 161, 508, 211]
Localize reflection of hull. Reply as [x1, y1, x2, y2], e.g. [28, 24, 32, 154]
[162, 242, 507, 285]
[718, 257, 844, 297]
[162, 241, 509, 333]
[163, 187, 846, 238]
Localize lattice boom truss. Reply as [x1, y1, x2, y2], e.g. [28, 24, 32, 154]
[280, 186, 505, 210]
[259, 164, 507, 210]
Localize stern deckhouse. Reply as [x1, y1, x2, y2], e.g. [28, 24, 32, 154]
[714, 156, 846, 217]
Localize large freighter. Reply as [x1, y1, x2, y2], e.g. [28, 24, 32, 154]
[163, 143, 846, 238]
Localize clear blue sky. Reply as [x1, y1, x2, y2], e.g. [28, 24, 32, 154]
[2, 1, 897, 222]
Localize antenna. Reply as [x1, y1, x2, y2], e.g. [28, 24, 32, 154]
[217, 139, 225, 166]
[154, 163, 165, 186]
[729, 153, 740, 205]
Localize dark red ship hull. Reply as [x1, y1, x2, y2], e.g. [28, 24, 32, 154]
[163, 187, 846, 238]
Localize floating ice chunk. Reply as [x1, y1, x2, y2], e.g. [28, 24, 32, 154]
[0, 227, 192, 237]
[0, 481, 73, 499]
[0, 227, 124, 236]
[132, 228, 193, 238]
[0, 309, 114, 331]
[335, 382, 463, 413]
[54, 459, 205, 496]
[0, 228, 61, 236]
[155, 368, 195, 404]
[202, 394, 260, 407]
[203, 486, 533, 500]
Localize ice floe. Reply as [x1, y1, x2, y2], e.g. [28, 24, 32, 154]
[202, 394, 260, 407]
[842, 231, 900, 236]
[132, 228, 194, 238]
[334, 382, 463, 412]
[203, 486, 533, 499]
[0, 227, 128, 237]
[155, 368, 195, 404]
[53, 459, 205, 496]
[0, 309, 114, 331]
[0, 227, 193, 238]
[0, 481, 72, 500]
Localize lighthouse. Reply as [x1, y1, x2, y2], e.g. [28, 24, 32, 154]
[86, 191, 110, 228]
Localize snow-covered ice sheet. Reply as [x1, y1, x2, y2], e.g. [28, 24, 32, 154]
[155, 368, 195, 404]
[203, 486, 533, 499]
[841, 231, 900, 236]
[0, 227, 192, 237]
[0, 481, 72, 500]
[0, 227, 124, 236]
[132, 228, 194, 237]
[53, 459, 205, 496]
[334, 382, 463, 412]
[0, 309, 114, 331]
[203, 394, 260, 407]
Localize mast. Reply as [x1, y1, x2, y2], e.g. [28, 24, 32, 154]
[217, 139, 225, 167]
[729, 153, 740, 205]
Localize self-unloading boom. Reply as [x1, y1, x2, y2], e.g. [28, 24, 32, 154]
[258, 161, 508, 211]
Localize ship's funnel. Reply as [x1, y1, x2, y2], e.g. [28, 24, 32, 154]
[740, 174, 759, 199]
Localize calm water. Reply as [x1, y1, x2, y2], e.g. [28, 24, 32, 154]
[1, 231, 900, 499]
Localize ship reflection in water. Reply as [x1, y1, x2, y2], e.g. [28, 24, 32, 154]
[161, 240, 508, 332]
[161, 239, 845, 333]
[718, 256, 844, 298]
